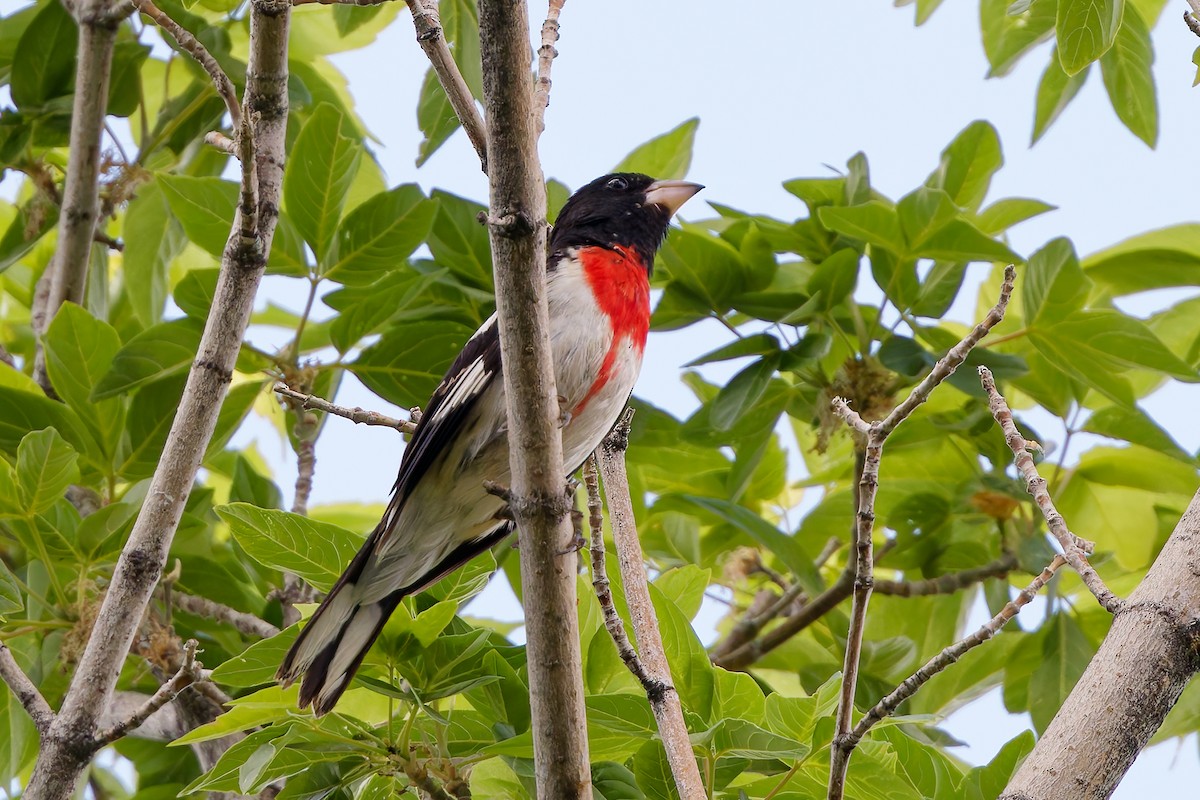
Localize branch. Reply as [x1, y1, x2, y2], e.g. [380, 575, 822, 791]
[1001, 490, 1200, 798]
[95, 640, 203, 745]
[979, 367, 1123, 613]
[847, 555, 1065, 749]
[24, 1, 291, 795]
[873, 552, 1018, 596]
[583, 455, 660, 694]
[477, 0, 589, 794]
[828, 266, 1016, 800]
[33, 0, 125, 392]
[878, 264, 1016, 437]
[132, 0, 241, 128]
[0, 641, 54, 734]
[162, 588, 280, 639]
[533, 0, 564, 136]
[405, 0, 489, 172]
[274, 384, 416, 433]
[597, 412, 707, 800]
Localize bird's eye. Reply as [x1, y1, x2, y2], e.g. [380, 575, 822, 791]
[606, 177, 629, 191]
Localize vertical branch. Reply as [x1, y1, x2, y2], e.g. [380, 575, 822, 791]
[476, 0, 590, 796]
[827, 406, 876, 800]
[533, 0, 564, 136]
[596, 414, 707, 800]
[22, 1, 290, 796]
[33, 0, 123, 391]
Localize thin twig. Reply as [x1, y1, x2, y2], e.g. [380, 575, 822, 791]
[160, 588, 280, 639]
[132, 0, 241, 129]
[533, 0, 564, 136]
[205, 131, 237, 156]
[93, 230, 124, 251]
[597, 411, 707, 800]
[1188, 5, 1200, 38]
[979, 367, 1124, 613]
[95, 639, 203, 745]
[405, 0, 489, 172]
[878, 264, 1017, 437]
[828, 266, 1017, 800]
[584, 455, 657, 691]
[873, 552, 1018, 596]
[846, 555, 1066, 749]
[274, 384, 416, 433]
[0, 641, 54, 734]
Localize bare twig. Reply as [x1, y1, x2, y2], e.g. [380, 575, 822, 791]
[0, 641, 54, 734]
[847, 556, 1066, 749]
[95, 640, 203, 745]
[205, 131, 238, 156]
[597, 411, 706, 800]
[93, 230, 124, 251]
[23, 1, 291, 794]
[874, 552, 1018, 596]
[1187, 4, 1200, 37]
[274, 384, 416, 433]
[405, 0, 489, 172]
[583, 455, 658, 692]
[533, 0, 565, 136]
[132, 0, 241, 128]
[828, 266, 1016, 800]
[979, 366, 1124, 613]
[161, 588, 280, 639]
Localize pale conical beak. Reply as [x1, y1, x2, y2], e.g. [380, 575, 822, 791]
[645, 179, 704, 217]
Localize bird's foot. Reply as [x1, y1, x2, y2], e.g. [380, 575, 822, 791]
[558, 509, 587, 555]
[557, 394, 573, 428]
[483, 480, 511, 502]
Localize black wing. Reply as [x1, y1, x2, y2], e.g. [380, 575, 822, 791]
[375, 315, 503, 536]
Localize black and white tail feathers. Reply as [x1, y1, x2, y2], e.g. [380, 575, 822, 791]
[276, 521, 512, 715]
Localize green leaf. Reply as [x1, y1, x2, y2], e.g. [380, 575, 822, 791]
[912, 220, 1020, 263]
[912, 262, 967, 318]
[1029, 613, 1093, 732]
[673, 494, 821, 593]
[158, 175, 237, 259]
[807, 248, 860, 311]
[10, 1, 76, 109]
[351, 321, 473, 409]
[217, 503, 366, 592]
[684, 333, 780, 367]
[1083, 405, 1194, 462]
[92, 318, 203, 400]
[427, 189, 493, 290]
[1033, 49, 1090, 144]
[323, 185, 436, 285]
[959, 731, 1037, 800]
[106, 41, 151, 118]
[817, 202, 906, 254]
[1098, 6, 1156, 147]
[284, 103, 364, 261]
[980, 0, 1057, 77]
[16, 429, 78, 514]
[1057, 0, 1124, 75]
[43, 303, 124, 458]
[122, 182, 185, 327]
[897, 187, 958, 250]
[709, 356, 780, 431]
[695, 717, 808, 760]
[613, 118, 699, 180]
[975, 197, 1057, 235]
[1083, 224, 1200, 293]
[657, 229, 746, 313]
[416, 67, 460, 167]
[0, 560, 23, 620]
[211, 628, 298, 688]
[926, 121, 1003, 212]
[0, 386, 90, 456]
[1022, 238, 1090, 327]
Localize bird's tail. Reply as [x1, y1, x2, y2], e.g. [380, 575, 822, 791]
[276, 539, 401, 716]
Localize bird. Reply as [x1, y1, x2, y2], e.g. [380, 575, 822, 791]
[276, 172, 703, 715]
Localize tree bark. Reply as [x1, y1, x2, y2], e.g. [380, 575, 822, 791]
[1000, 489, 1200, 799]
[32, 0, 120, 391]
[476, 1, 591, 796]
[22, 2, 290, 797]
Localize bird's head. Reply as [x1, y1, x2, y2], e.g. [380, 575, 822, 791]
[549, 173, 703, 272]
